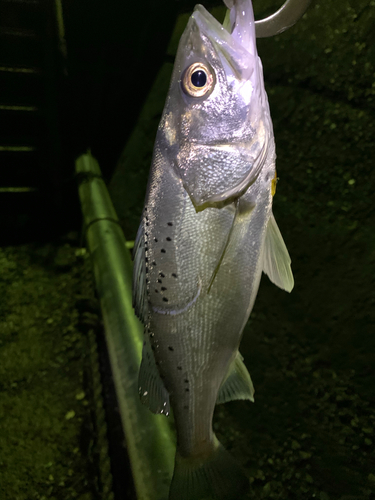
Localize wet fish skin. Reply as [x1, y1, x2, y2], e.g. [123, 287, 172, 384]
[133, 1, 293, 498]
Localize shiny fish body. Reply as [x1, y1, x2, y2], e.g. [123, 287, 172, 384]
[133, 1, 294, 498]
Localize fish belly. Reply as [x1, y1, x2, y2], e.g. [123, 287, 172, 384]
[143, 142, 273, 458]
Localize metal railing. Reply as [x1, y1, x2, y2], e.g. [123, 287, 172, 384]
[76, 153, 175, 500]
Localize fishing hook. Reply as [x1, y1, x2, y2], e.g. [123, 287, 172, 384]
[255, 0, 313, 38]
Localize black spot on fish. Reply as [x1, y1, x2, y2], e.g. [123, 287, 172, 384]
[145, 257, 148, 262]
[157, 279, 162, 283]
[159, 272, 165, 278]
[184, 379, 189, 383]
[161, 287, 167, 291]
[146, 267, 149, 273]
[168, 346, 174, 351]
[152, 261, 156, 266]
[154, 237, 158, 242]
[185, 388, 189, 392]
[177, 366, 182, 370]
[172, 273, 177, 278]
[183, 405, 189, 410]
[162, 297, 168, 302]
[145, 216, 149, 221]
[166, 237, 172, 241]
[167, 222, 173, 226]
[149, 332, 154, 338]
[160, 374, 165, 379]
[143, 341, 146, 346]
[144, 207, 147, 211]
[151, 345, 155, 351]
[155, 289, 159, 293]
[161, 249, 166, 253]
[155, 361, 159, 366]
[146, 222, 149, 226]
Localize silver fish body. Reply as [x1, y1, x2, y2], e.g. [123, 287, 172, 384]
[133, 1, 294, 498]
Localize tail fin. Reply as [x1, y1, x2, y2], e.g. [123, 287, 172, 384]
[169, 438, 248, 500]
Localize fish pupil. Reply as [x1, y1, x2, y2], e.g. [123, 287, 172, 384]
[191, 70, 207, 88]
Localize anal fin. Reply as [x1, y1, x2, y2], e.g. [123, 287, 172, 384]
[217, 352, 254, 405]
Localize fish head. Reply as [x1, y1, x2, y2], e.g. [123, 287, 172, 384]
[159, 0, 274, 210]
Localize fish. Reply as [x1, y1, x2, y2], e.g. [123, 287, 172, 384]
[132, 0, 294, 498]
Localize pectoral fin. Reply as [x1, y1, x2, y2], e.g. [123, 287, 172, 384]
[262, 213, 294, 292]
[138, 334, 170, 416]
[208, 201, 239, 294]
[217, 352, 254, 404]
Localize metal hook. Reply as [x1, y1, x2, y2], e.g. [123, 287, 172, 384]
[255, 0, 312, 38]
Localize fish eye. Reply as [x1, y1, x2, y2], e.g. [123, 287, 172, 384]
[181, 62, 214, 98]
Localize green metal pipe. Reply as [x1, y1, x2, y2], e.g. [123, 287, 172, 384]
[76, 153, 175, 500]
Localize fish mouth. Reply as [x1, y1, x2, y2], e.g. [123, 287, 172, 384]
[194, 0, 257, 54]
[191, 4, 256, 81]
[222, 0, 257, 54]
